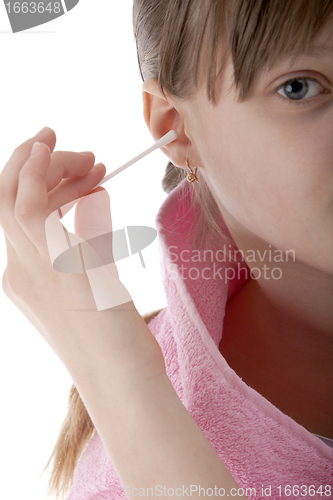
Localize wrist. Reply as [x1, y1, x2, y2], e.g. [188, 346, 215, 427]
[55, 302, 166, 389]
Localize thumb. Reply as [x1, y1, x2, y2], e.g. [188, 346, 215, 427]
[74, 187, 115, 271]
[74, 186, 112, 241]
[74, 187, 132, 311]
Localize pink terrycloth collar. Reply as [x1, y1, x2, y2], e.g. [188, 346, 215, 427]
[155, 178, 250, 347]
[155, 178, 333, 457]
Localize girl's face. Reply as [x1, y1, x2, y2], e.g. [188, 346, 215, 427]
[185, 23, 333, 275]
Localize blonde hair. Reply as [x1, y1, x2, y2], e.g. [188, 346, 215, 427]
[42, 309, 164, 499]
[44, 1, 333, 498]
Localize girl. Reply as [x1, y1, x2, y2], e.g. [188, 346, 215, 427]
[1, 0, 333, 499]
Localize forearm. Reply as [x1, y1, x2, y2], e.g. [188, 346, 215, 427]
[93, 376, 247, 500]
[61, 307, 248, 500]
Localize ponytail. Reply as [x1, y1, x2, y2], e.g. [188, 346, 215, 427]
[43, 308, 164, 500]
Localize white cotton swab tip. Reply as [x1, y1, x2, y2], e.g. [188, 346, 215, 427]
[93, 130, 178, 189]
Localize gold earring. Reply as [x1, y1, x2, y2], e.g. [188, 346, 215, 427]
[186, 159, 199, 183]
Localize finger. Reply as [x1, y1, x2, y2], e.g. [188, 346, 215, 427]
[14, 142, 52, 255]
[3, 233, 18, 268]
[53, 187, 113, 274]
[0, 194, 39, 262]
[43, 163, 106, 267]
[75, 186, 112, 241]
[44, 151, 96, 192]
[0, 213, 18, 264]
[74, 186, 118, 275]
[0, 127, 56, 199]
[73, 187, 131, 310]
[48, 163, 106, 215]
[15, 146, 106, 259]
[0, 127, 56, 250]
[1, 235, 24, 298]
[44, 166, 107, 272]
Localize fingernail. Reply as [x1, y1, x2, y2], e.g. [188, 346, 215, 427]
[30, 142, 43, 157]
[35, 126, 50, 137]
[79, 151, 94, 156]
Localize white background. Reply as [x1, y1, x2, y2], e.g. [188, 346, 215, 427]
[0, 2, 169, 498]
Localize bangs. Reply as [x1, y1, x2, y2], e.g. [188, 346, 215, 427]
[154, 0, 333, 103]
[230, 0, 333, 102]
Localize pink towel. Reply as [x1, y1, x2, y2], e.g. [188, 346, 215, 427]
[66, 179, 333, 500]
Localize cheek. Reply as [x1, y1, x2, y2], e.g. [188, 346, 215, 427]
[194, 102, 333, 268]
[196, 105, 294, 233]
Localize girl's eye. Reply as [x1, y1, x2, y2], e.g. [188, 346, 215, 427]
[276, 77, 324, 103]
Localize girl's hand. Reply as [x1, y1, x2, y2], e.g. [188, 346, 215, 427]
[0, 128, 247, 498]
[0, 126, 150, 366]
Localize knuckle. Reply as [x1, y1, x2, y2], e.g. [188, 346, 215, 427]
[18, 168, 37, 179]
[14, 205, 33, 223]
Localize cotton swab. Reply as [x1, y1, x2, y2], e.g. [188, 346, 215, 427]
[92, 130, 178, 189]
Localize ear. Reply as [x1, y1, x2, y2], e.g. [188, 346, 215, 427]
[142, 78, 190, 168]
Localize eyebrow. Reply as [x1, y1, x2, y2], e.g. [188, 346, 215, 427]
[261, 42, 333, 81]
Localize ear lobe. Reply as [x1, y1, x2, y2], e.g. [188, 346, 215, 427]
[142, 78, 190, 168]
